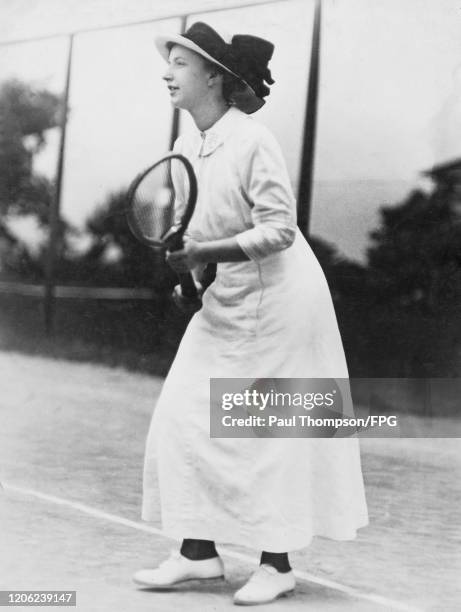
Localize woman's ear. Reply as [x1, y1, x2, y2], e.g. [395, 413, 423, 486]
[207, 67, 223, 88]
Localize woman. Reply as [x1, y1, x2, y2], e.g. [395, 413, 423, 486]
[134, 22, 368, 606]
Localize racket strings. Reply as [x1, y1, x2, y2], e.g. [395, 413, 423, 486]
[129, 159, 189, 242]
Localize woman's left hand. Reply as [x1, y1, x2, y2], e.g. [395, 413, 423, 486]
[166, 236, 203, 273]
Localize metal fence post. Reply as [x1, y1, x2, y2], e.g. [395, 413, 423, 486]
[44, 33, 74, 335]
[297, 0, 322, 238]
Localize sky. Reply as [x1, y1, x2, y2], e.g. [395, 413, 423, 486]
[1, 0, 461, 260]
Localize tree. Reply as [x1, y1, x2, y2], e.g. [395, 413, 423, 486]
[362, 185, 461, 376]
[0, 79, 65, 278]
[83, 189, 175, 289]
[367, 188, 461, 312]
[0, 79, 61, 217]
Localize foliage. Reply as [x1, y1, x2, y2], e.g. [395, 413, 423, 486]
[366, 188, 461, 311]
[0, 79, 64, 278]
[0, 79, 61, 216]
[352, 187, 461, 376]
[80, 188, 176, 289]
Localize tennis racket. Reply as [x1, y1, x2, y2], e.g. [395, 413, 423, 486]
[126, 153, 199, 301]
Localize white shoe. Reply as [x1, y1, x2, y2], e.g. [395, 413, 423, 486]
[233, 564, 296, 606]
[133, 550, 225, 589]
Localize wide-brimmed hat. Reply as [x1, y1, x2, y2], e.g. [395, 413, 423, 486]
[155, 21, 275, 114]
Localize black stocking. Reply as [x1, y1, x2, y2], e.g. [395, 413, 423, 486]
[180, 538, 218, 560]
[260, 551, 291, 573]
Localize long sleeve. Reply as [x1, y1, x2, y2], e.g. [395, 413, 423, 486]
[235, 128, 297, 262]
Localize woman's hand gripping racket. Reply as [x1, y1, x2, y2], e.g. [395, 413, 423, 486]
[126, 153, 201, 307]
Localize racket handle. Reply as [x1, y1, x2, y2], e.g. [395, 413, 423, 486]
[164, 228, 199, 301]
[179, 273, 198, 299]
[165, 228, 185, 252]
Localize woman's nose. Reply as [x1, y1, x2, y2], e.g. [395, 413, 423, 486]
[162, 67, 173, 82]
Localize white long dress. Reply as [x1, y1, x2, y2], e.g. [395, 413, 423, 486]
[142, 106, 368, 552]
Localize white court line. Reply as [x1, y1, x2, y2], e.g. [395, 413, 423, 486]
[4, 483, 423, 612]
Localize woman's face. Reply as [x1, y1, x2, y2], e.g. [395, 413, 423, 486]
[163, 44, 216, 111]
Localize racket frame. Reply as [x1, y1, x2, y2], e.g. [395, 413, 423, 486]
[126, 153, 197, 250]
[126, 153, 200, 301]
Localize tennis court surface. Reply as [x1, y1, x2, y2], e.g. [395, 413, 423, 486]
[1, 351, 459, 611]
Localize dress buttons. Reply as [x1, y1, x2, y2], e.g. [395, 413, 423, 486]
[199, 132, 206, 156]
[198, 131, 220, 156]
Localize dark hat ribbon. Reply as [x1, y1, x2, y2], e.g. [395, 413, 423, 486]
[222, 35, 275, 99]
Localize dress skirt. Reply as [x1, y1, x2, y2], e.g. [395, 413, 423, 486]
[142, 229, 368, 552]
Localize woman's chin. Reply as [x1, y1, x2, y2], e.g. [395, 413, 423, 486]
[169, 95, 187, 110]
[171, 101, 187, 112]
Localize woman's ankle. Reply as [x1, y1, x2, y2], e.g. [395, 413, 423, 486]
[180, 538, 218, 560]
[260, 551, 291, 573]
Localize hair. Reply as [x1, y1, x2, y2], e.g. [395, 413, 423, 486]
[206, 62, 247, 106]
[203, 61, 247, 105]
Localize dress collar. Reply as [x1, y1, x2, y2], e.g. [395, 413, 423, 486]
[196, 106, 242, 157]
